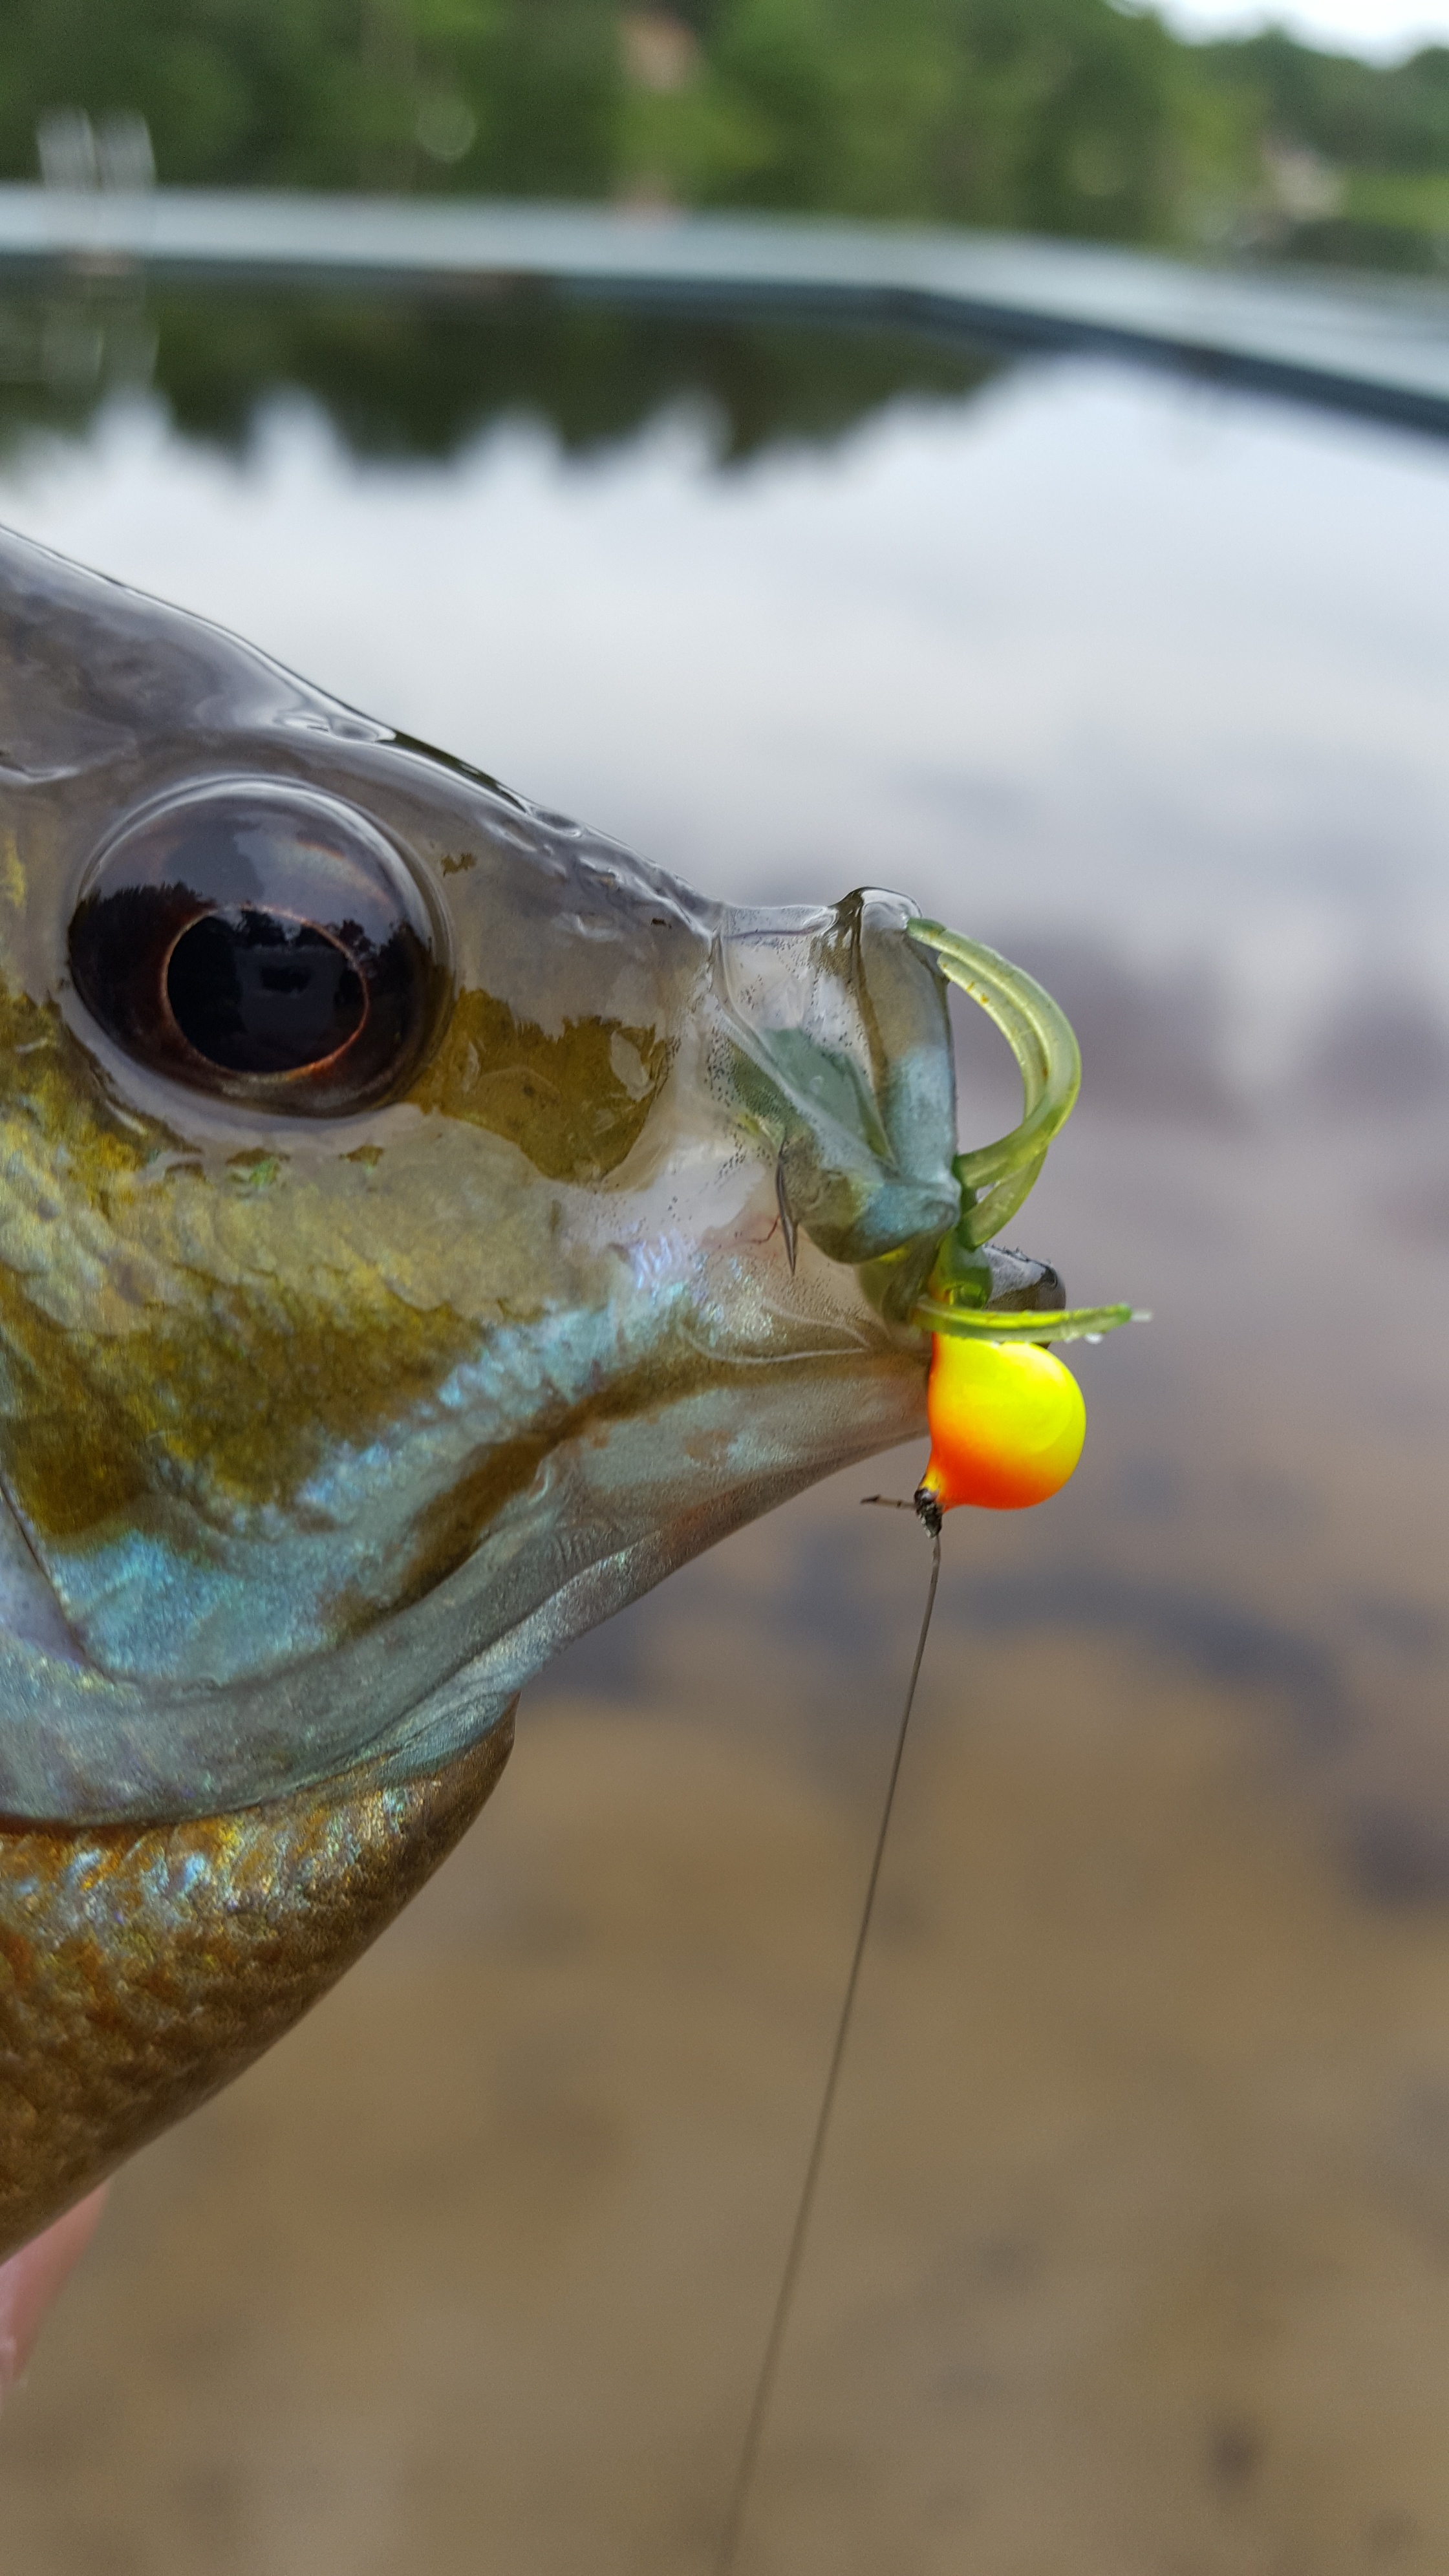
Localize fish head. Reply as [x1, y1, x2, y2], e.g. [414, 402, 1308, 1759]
[0, 526, 1012, 1827]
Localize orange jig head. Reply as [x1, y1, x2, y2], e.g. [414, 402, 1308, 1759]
[916, 1331, 1086, 1518]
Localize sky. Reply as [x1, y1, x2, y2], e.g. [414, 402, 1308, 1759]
[1159, 0, 1449, 59]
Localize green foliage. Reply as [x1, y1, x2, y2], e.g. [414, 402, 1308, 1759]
[1190, 27, 1449, 268]
[0, 0, 1446, 268]
[637, 0, 1253, 242]
[0, 0, 622, 199]
[1199, 30, 1449, 177]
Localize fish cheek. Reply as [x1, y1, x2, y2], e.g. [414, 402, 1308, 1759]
[407, 989, 672, 1183]
[0, 1282, 480, 1554]
[0, 991, 475, 1552]
[0, 975, 605, 1618]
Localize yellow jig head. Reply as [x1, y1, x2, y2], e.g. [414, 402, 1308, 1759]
[918, 1333, 1085, 1516]
[901, 919, 1141, 1525]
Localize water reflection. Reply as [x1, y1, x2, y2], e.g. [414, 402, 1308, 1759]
[3, 306, 1449, 2572]
[0, 280, 993, 462]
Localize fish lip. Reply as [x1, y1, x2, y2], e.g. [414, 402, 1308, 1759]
[713, 886, 962, 1293]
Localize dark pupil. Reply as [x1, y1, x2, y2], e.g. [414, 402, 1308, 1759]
[167, 908, 365, 1075]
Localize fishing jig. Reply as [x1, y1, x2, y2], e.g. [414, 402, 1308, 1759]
[716, 919, 1139, 2573]
[904, 914, 1137, 1522]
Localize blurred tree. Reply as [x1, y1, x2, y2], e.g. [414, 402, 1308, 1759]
[471, 2, 623, 195]
[0, 0, 621, 199]
[1200, 30, 1449, 176]
[621, 0, 1258, 244]
[1197, 29, 1449, 266]
[0, 0, 1444, 270]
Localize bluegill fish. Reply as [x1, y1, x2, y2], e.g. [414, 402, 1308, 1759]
[0, 525, 1067, 2259]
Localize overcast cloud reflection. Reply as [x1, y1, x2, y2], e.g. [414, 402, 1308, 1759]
[6, 357, 1449, 1069]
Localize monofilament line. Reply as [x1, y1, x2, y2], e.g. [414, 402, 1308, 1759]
[713, 1509, 942, 2576]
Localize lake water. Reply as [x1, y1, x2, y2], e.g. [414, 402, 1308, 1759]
[3, 283, 1449, 2575]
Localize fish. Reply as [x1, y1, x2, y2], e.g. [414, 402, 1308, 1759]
[0, 522, 1077, 2262]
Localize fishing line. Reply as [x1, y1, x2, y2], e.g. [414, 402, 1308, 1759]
[711, 917, 1135, 2568]
[713, 1500, 942, 2576]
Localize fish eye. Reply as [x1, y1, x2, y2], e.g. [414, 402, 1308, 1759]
[68, 780, 445, 1114]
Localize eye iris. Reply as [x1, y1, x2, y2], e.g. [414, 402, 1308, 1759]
[166, 910, 367, 1075]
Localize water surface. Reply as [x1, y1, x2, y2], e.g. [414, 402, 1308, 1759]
[2, 287, 1449, 2575]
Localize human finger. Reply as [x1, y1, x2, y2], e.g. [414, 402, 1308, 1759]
[0, 2185, 108, 2407]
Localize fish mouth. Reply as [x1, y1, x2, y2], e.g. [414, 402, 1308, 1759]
[710, 894, 1129, 1346]
[709, 892, 1126, 1332]
[711, 887, 962, 1317]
